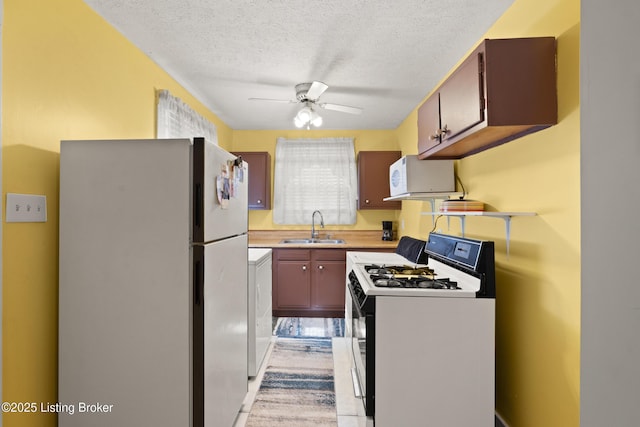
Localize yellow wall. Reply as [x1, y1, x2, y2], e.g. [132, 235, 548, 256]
[2, 0, 580, 426]
[398, 0, 580, 425]
[1, 1, 231, 425]
[232, 129, 401, 231]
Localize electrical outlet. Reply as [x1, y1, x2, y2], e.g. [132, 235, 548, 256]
[6, 193, 47, 222]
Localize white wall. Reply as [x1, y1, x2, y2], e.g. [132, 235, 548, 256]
[581, 1, 640, 425]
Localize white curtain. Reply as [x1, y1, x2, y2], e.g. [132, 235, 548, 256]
[156, 89, 218, 144]
[273, 137, 357, 225]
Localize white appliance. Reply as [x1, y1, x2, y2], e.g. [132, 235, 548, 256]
[248, 248, 272, 377]
[59, 138, 248, 427]
[345, 233, 495, 427]
[388, 155, 454, 196]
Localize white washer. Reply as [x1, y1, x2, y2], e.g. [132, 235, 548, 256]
[248, 248, 272, 377]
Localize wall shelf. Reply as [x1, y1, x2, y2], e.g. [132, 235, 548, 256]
[384, 192, 463, 201]
[383, 192, 464, 214]
[421, 211, 537, 256]
[384, 191, 536, 256]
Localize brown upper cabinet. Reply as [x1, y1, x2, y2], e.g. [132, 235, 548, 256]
[232, 151, 271, 210]
[357, 151, 401, 210]
[418, 37, 557, 159]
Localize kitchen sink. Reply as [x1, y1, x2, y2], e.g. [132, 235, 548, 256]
[280, 238, 346, 244]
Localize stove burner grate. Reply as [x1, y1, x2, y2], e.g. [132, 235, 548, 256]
[369, 274, 460, 290]
[363, 264, 461, 290]
[365, 264, 435, 276]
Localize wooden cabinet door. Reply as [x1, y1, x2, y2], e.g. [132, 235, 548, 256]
[417, 93, 441, 155]
[311, 260, 346, 310]
[273, 249, 311, 311]
[232, 151, 271, 210]
[439, 51, 485, 142]
[274, 260, 310, 309]
[311, 249, 347, 311]
[358, 151, 401, 209]
[417, 37, 556, 159]
[273, 248, 348, 317]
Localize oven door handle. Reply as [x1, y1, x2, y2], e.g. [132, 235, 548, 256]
[352, 301, 365, 318]
[348, 283, 366, 317]
[350, 367, 363, 398]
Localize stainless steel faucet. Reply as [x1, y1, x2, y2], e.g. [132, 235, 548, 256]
[311, 210, 324, 239]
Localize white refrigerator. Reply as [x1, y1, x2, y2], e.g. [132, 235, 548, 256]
[59, 137, 248, 427]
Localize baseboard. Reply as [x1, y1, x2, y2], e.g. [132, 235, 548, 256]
[495, 411, 509, 427]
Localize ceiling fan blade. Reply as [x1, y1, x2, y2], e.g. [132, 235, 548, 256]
[319, 102, 363, 115]
[248, 97, 296, 103]
[306, 81, 329, 100]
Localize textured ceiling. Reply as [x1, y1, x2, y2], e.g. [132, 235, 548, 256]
[83, 0, 514, 130]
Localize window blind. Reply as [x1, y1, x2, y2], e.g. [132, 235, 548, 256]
[156, 89, 217, 144]
[273, 137, 357, 225]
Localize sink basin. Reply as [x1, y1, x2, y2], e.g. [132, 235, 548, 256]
[280, 238, 346, 244]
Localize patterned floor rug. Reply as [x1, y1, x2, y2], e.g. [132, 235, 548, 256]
[245, 337, 338, 427]
[273, 317, 345, 338]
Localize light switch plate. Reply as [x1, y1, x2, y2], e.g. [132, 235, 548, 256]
[6, 193, 47, 222]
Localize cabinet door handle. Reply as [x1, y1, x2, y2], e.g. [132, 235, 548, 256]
[429, 124, 450, 140]
[257, 199, 262, 204]
[318, 265, 324, 270]
[365, 199, 370, 204]
[302, 265, 307, 271]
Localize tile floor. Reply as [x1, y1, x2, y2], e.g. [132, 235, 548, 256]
[233, 335, 367, 427]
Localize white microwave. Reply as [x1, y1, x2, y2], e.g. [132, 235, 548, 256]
[389, 156, 454, 196]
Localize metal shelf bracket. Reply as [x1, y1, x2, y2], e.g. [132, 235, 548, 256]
[420, 211, 536, 257]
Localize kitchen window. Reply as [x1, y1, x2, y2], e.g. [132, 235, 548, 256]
[156, 90, 218, 144]
[273, 137, 357, 225]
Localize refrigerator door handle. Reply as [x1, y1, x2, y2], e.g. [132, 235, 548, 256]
[192, 250, 205, 426]
[194, 183, 203, 236]
[194, 259, 203, 306]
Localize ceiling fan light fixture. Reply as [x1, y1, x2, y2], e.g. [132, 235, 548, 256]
[297, 106, 312, 123]
[251, 81, 362, 128]
[293, 105, 322, 129]
[311, 111, 323, 127]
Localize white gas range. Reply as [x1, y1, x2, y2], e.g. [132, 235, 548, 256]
[345, 233, 496, 427]
[349, 259, 482, 298]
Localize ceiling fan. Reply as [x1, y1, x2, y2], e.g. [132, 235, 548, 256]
[249, 81, 363, 128]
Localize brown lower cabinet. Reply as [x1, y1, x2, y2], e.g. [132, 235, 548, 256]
[272, 247, 395, 318]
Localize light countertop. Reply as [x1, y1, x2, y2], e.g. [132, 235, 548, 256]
[248, 230, 398, 249]
[248, 247, 272, 263]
